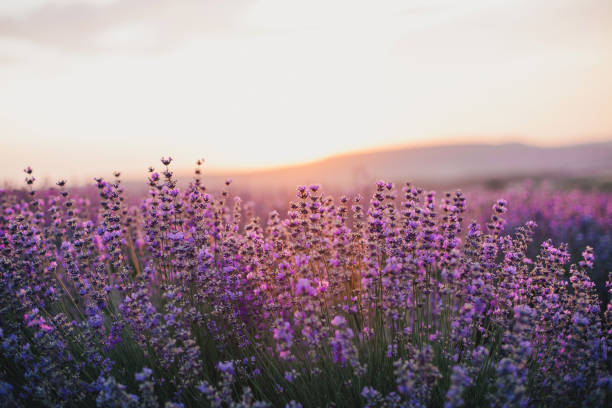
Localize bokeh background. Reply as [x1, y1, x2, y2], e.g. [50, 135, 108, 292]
[0, 0, 611, 187]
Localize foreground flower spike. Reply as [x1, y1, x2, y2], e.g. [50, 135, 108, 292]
[0, 158, 610, 407]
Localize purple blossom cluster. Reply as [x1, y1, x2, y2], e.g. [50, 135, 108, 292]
[0, 160, 610, 407]
[467, 186, 612, 304]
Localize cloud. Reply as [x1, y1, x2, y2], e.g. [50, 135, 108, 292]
[0, 0, 252, 55]
[0, 0, 509, 56]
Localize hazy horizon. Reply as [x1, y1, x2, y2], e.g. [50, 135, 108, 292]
[1, 0, 612, 184]
[3, 138, 612, 189]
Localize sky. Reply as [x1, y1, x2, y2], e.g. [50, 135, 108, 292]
[0, 0, 611, 185]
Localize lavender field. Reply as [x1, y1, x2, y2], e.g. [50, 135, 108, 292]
[0, 158, 610, 408]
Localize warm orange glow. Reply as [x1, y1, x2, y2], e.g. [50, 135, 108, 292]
[0, 0, 611, 184]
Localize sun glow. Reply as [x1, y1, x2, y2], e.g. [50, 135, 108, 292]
[0, 0, 611, 184]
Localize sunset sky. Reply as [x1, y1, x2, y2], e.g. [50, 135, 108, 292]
[1, 0, 611, 185]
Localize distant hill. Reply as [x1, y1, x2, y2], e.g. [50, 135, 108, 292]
[180, 141, 612, 192]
